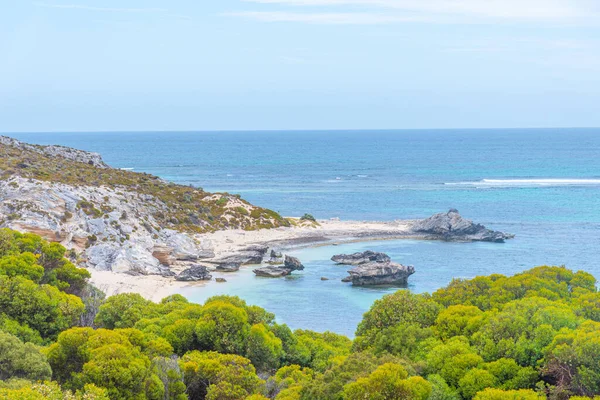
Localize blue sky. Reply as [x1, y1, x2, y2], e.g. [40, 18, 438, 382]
[1, 0, 599, 131]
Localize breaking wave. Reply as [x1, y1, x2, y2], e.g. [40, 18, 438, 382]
[445, 179, 600, 187]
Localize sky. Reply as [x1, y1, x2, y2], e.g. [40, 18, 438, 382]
[1, 0, 599, 132]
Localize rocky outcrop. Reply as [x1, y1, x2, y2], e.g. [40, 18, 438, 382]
[344, 262, 415, 286]
[0, 136, 109, 168]
[253, 266, 293, 278]
[284, 255, 304, 270]
[411, 209, 514, 243]
[253, 255, 305, 278]
[0, 136, 291, 277]
[215, 263, 241, 272]
[175, 265, 212, 281]
[331, 250, 391, 265]
[0, 177, 215, 275]
[214, 245, 269, 266]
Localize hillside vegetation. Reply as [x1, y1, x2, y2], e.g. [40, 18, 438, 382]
[0, 137, 289, 233]
[0, 229, 599, 399]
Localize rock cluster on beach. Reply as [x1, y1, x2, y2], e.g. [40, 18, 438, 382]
[335, 251, 415, 286]
[411, 209, 514, 243]
[253, 255, 305, 278]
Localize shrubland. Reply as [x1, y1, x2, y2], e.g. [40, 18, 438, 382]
[0, 228, 599, 399]
[0, 140, 289, 232]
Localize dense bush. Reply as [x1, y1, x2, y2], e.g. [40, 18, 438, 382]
[0, 229, 599, 399]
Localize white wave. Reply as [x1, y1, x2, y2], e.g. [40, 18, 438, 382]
[119, 167, 134, 171]
[357, 174, 369, 178]
[446, 179, 600, 187]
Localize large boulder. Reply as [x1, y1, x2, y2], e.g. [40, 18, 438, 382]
[253, 266, 292, 278]
[411, 209, 514, 243]
[253, 255, 304, 278]
[215, 245, 269, 265]
[284, 255, 304, 271]
[215, 262, 241, 272]
[344, 262, 415, 286]
[175, 265, 212, 281]
[86, 241, 168, 276]
[331, 251, 391, 265]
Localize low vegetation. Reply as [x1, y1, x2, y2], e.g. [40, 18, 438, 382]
[0, 229, 599, 399]
[0, 141, 290, 233]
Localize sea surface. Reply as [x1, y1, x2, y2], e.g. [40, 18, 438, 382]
[9, 129, 600, 336]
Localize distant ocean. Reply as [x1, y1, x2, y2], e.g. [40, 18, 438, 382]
[10, 129, 600, 336]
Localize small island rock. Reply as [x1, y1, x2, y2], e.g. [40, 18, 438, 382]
[344, 261, 415, 286]
[411, 209, 514, 243]
[284, 255, 305, 271]
[253, 266, 293, 278]
[331, 250, 391, 265]
[253, 255, 305, 278]
[215, 262, 241, 272]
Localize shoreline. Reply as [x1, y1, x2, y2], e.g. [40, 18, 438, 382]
[89, 213, 513, 301]
[90, 219, 421, 301]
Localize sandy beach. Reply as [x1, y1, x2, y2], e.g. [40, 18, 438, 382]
[90, 218, 417, 301]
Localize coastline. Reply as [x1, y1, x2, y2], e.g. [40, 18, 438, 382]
[89, 218, 420, 301]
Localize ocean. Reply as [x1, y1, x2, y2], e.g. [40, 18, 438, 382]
[9, 129, 600, 336]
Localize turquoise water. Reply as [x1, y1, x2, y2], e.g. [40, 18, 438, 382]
[9, 129, 600, 336]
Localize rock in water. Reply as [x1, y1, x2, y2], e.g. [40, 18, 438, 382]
[331, 250, 391, 265]
[344, 262, 415, 286]
[253, 255, 305, 278]
[215, 262, 241, 272]
[253, 266, 292, 278]
[284, 255, 305, 271]
[175, 265, 212, 281]
[216, 278, 227, 283]
[411, 209, 514, 243]
[267, 249, 284, 264]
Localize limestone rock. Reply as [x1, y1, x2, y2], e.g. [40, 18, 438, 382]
[175, 265, 212, 281]
[267, 249, 284, 264]
[253, 266, 292, 278]
[253, 255, 305, 278]
[331, 251, 391, 265]
[0, 136, 109, 168]
[411, 209, 514, 243]
[215, 245, 269, 265]
[215, 263, 241, 272]
[344, 261, 415, 286]
[284, 255, 304, 271]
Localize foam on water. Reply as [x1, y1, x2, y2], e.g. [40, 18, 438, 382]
[446, 178, 600, 187]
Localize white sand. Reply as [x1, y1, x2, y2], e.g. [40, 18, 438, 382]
[89, 218, 417, 301]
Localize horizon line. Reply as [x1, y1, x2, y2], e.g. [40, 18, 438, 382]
[2, 126, 600, 135]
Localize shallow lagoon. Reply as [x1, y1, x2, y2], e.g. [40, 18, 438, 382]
[181, 221, 598, 337]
